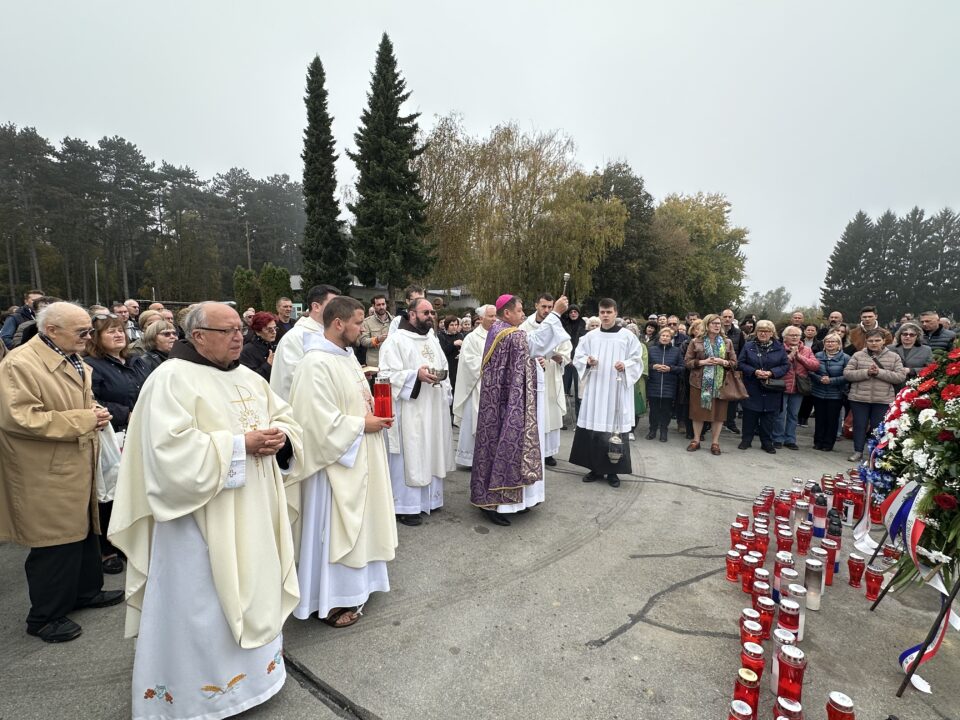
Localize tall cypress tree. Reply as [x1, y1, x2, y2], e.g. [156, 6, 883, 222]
[821, 210, 874, 318]
[300, 56, 349, 291]
[347, 33, 432, 294]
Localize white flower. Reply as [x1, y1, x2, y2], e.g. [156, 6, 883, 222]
[917, 546, 952, 565]
[900, 415, 913, 431]
[914, 450, 930, 469]
[897, 477, 908, 487]
[921, 516, 941, 529]
[903, 438, 916, 450]
[917, 409, 939, 425]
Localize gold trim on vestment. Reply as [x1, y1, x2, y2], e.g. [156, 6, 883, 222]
[482, 327, 519, 367]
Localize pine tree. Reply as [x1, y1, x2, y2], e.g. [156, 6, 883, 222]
[299, 56, 349, 291]
[821, 211, 873, 318]
[889, 207, 935, 314]
[931, 208, 960, 316]
[347, 33, 432, 295]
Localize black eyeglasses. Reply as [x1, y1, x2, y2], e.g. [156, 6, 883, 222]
[900, 332, 917, 337]
[668, 322, 678, 326]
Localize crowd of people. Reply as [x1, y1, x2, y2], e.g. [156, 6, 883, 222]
[0, 284, 956, 719]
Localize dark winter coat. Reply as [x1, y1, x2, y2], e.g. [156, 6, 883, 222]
[645, 342, 684, 399]
[810, 350, 849, 400]
[131, 349, 169, 379]
[239, 335, 275, 381]
[923, 327, 957, 352]
[85, 354, 145, 432]
[738, 340, 789, 413]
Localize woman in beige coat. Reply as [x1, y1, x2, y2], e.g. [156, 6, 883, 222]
[843, 327, 906, 462]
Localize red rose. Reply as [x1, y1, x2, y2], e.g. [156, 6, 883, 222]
[947, 362, 960, 377]
[918, 379, 938, 393]
[913, 397, 933, 410]
[941, 384, 960, 401]
[919, 362, 940, 378]
[938, 430, 956, 441]
[949, 348, 960, 360]
[933, 493, 958, 511]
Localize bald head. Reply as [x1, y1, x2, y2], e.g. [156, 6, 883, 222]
[36, 302, 93, 354]
[185, 302, 244, 368]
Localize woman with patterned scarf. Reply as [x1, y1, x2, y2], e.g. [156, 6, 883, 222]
[684, 314, 738, 455]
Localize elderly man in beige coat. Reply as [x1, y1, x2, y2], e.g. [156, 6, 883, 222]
[0, 302, 121, 643]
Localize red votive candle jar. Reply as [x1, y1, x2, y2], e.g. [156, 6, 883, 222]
[820, 539, 839, 586]
[741, 607, 761, 625]
[752, 581, 771, 611]
[777, 599, 800, 634]
[741, 531, 757, 553]
[795, 525, 812, 556]
[753, 500, 766, 518]
[773, 696, 803, 719]
[776, 645, 807, 703]
[753, 568, 771, 588]
[741, 555, 760, 593]
[847, 554, 866, 588]
[869, 499, 883, 524]
[826, 691, 856, 720]
[773, 551, 794, 601]
[741, 641, 765, 681]
[849, 486, 865, 520]
[733, 668, 760, 718]
[754, 528, 770, 559]
[832, 481, 847, 511]
[775, 496, 792, 519]
[373, 372, 393, 417]
[728, 699, 752, 720]
[776, 529, 794, 554]
[727, 550, 743, 582]
[865, 564, 884, 601]
[756, 595, 776, 639]
[882, 543, 902, 562]
[736, 511, 751, 527]
[731, 522, 745, 548]
[740, 619, 763, 646]
[735, 543, 749, 557]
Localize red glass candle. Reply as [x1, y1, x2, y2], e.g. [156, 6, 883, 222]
[741, 531, 757, 553]
[775, 496, 791, 520]
[832, 481, 847, 511]
[777, 599, 800, 634]
[740, 607, 761, 626]
[776, 530, 794, 554]
[731, 522, 745, 548]
[728, 699, 752, 720]
[733, 668, 760, 719]
[726, 550, 743, 582]
[882, 543, 902, 562]
[373, 373, 393, 418]
[736, 511, 751, 527]
[865, 565, 884, 602]
[826, 691, 855, 720]
[741, 555, 760, 593]
[847, 554, 866, 588]
[753, 500, 766, 518]
[776, 645, 807, 703]
[741, 641, 765, 681]
[754, 528, 770, 559]
[756, 595, 776, 639]
[740, 619, 763, 646]
[773, 696, 803, 719]
[735, 543, 749, 556]
[795, 525, 812, 556]
[773, 551, 794, 600]
[752, 581, 771, 611]
[820, 539, 839, 586]
[849, 486, 865, 520]
[869, 499, 883, 524]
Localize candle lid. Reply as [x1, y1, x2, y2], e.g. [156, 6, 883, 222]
[737, 667, 758, 684]
[777, 529, 793, 538]
[848, 553, 864, 561]
[828, 691, 854, 709]
[752, 581, 770, 593]
[730, 700, 752, 716]
[743, 620, 762, 633]
[867, 563, 885, 572]
[775, 696, 803, 712]
[757, 595, 776, 610]
[742, 641, 764, 658]
[781, 568, 800, 580]
[773, 628, 796, 645]
[810, 547, 829, 559]
[787, 583, 807, 597]
[743, 555, 760, 566]
[821, 538, 838, 549]
[727, 550, 741, 559]
[780, 599, 800, 613]
[781, 644, 805, 662]
[754, 568, 770, 579]
[741, 607, 760, 620]
[776, 551, 794, 563]
[805, 558, 823, 569]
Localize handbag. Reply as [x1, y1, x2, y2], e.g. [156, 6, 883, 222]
[719, 370, 749, 401]
[762, 377, 787, 390]
[95, 425, 124, 503]
[791, 357, 813, 395]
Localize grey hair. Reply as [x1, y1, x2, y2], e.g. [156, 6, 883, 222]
[35, 301, 86, 333]
[142, 320, 175, 351]
[781, 325, 802, 340]
[895, 321, 923, 344]
[182, 302, 214, 336]
[476, 304, 495, 316]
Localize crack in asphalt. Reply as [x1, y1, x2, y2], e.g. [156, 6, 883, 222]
[284, 650, 383, 720]
[586, 567, 736, 648]
[629, 545, 726, 560]
[550, 465, 752, 502]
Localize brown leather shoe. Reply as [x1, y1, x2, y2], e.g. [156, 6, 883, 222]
[686, 441, 700, 452]
[710, 443, 721, 456]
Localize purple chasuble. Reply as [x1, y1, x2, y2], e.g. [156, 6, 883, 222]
[469, 320, 542, 508]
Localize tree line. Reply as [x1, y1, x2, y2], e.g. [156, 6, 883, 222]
[4, 31, 750, 315]
[821, 208, 960, 321]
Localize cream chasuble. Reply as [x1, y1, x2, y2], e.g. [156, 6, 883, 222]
[452, 325, 488, 466]
[520, 315, 571, 457]
[270, 315, 322, 402]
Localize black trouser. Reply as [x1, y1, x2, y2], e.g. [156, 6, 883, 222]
[851, 401, 888, 453]
[25, 530, 104, 631]
[812, 396, 843, 450]
[741, 408, 776, 448]
[726, 399, 740, 427]
[798, 394, 814, 424]
[648, 397, 674, 435]
[98, 501, 120, 557]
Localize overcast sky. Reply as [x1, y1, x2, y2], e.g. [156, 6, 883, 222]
[3, 1, 957, 305]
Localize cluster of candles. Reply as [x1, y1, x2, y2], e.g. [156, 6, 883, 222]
[722, 471, 900, 720]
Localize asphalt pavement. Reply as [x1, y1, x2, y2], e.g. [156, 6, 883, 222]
[0, 421, 956, 719]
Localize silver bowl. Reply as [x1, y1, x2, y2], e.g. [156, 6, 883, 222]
[429, 368, 448, 384]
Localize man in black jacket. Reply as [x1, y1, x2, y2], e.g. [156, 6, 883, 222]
[1, 289, 43, 349]
[920, 311, 957, 351]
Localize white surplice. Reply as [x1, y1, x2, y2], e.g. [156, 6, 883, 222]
[378, 326, 454, 514]
[520, 315, 571, 458]
[496, 312, 570, 514]
[452, 325, 489, 467]
[289, 335, 396, 621]
[574, 327, 644, 432]
[270, 315, 322, 402]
